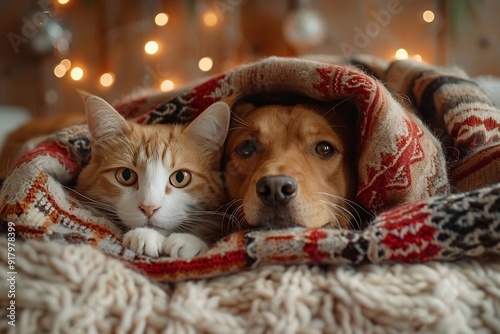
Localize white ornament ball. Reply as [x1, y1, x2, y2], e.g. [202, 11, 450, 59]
[284, 8, 326, 52]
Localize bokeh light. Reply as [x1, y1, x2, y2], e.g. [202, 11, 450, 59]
[198, 57, 213, 71]
[395, 48, 409, 60]
[100, 73, 114, 87]
[70, 67, 84, 81]
[423, 10, 435, 23]
[144, 41, 159, 55]
[54, 64, 67, 78]
[60, 58, 71, 70]
[160, 79, 175, 92]
[203, 11, 218, 27]
[155, 13, 169, 26]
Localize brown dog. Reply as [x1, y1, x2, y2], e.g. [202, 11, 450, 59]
[223, 98, 363, 230]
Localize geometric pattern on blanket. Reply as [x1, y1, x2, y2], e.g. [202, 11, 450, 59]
[1, 56, 500, 283]
[2, 56, 500, 334]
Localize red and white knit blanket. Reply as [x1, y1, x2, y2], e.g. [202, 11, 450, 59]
[1, 56, 499, 283]
[2, 56, 500, 333]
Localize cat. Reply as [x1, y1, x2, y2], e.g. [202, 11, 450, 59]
[75, 94, 231, 258]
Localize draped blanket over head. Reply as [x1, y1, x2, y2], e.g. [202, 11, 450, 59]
[1, 56, 500, 333]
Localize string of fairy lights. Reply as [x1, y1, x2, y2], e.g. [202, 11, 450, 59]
[50, 1, 437, 91]
[394, 9, 435, 61]
[51, 0, 219, 93]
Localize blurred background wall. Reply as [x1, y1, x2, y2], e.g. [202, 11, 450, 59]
[0, 0, 499, 117]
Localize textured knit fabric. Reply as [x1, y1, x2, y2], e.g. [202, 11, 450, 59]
[1, 56, 499, 333]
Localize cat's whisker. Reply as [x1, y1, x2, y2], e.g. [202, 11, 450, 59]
[189, 201, 244, 236]
[173, 224, 199, 234]
[231, 114, 252, 128]
[77, 201, 116, 212]
[187, 209, 240, 227]
[63, 186, 128, 225]
[64, 186, 117, 212]
[322, 96, 356, 118]
[178, 217, 221, 226]
[233, 205, 245, 221]
[212, 198, 246, 233]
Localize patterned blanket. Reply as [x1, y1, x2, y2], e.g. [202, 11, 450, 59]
[1, 56, 500, 333]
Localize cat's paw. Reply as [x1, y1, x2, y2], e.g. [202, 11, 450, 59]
[122, 228, 167, 257]
[163, 233, 208, 259]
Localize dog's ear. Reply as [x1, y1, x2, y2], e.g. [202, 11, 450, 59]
[231, 100, 257, 120]
[327, 99, 360, 132]
[322, 99, 360, 160]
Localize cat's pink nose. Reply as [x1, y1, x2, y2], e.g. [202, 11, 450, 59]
[139, 204, 160, 218]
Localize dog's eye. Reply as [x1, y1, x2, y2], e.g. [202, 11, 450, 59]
[237, 140, 257, 157]
[315, 141, 336, 157]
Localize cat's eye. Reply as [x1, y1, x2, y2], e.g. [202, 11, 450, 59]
[170, 170, 192, 188]
[315, 141, 336, 158]
[236, 139, 257, 158]
[115, 167, 138, 186]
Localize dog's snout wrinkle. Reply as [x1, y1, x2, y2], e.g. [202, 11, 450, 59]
[256, 175, 297, 206]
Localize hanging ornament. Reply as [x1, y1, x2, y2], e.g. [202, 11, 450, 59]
[283, 1, 326, 54]
[28, 10, 72, 55]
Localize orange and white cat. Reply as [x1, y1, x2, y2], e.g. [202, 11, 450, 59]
[76, 95, 230, 258]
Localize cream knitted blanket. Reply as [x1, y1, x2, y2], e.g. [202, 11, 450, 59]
[1, 56, 500, 333]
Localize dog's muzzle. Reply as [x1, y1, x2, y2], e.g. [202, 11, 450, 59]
[256, 175, 297, 206]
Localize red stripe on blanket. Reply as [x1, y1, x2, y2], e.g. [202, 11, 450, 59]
[315, 66, 383, 145]
[270, 255, 300, 263]
[303, 229, 328, 262]
[357, 86, 382, 144]
[357, 118, 426, 209]
[385, 243, 442, 262]
[451, 115, 500, 135]
[135, 113, 149, 124]
[16, 141, 80, 174]
[130, 250, 247, 280]
[451, 143, 500, 181]
[266, 235, 295, 241]
[1, 172, 49, 228]
[314, 65, 335, 97]
[1, 171, 120, 242]
[379, 201, 431, 227]
[10, 224, 46, 239]
[451, 114, 500, 149]
[114, 97, 148, 118]
[378, 201, 441, 262]
[186, 74, 227, 115]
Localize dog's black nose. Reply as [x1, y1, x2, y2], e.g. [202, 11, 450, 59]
[256, 175, 297, 206]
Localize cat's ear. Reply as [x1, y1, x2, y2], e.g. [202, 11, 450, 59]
[185, 101, 230, 151]
[81, 92, 131, 143]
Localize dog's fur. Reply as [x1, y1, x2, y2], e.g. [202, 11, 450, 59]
[223, 98, 362, 230]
